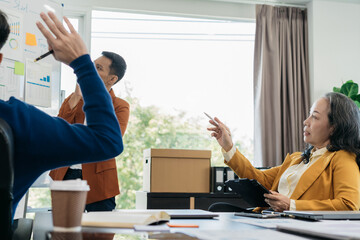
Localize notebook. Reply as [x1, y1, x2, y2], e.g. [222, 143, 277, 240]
[283, 211, 360, 220]
[116, 209, 218, 219]
[163, 209, 219, 219]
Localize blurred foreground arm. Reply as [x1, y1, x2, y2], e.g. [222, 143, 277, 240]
[31, 12, 123, 168]
[11, 11, 123, 217]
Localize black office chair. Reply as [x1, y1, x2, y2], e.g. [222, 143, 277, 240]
[0, 118, 15, 240]
[12, 218, 33, 240]
[0, 118, 33, 240]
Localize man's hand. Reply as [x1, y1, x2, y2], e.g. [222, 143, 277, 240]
[264, 190, 290, 212]
[68, 84, 82, 110]
[207, 117, 233, 152]
[36, 12, 88, 65]
[74, 83, 82, 97]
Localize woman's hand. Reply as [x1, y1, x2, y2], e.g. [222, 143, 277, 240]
[264, 190, 290, 212]
[207, 117, 233, 152]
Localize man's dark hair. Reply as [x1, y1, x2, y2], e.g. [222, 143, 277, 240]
[0, 10, 10, 50]
[102, 51, 127, 85]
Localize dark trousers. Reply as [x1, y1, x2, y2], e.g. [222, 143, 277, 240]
[63, 168, 116, 212]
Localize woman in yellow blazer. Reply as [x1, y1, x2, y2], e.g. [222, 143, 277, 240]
[208, 92, 360, 211]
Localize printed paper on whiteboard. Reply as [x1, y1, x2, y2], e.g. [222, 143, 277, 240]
[1, 8, 24, 61]
[0, 58, 23, 100]
[25, 59, 52, 107]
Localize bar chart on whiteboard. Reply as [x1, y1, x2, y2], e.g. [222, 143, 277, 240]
[25, 59, 52, 107]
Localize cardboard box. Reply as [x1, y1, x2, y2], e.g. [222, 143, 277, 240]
[143, 148, 211, 193]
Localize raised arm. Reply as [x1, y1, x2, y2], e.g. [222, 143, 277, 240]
[32, 12, 123, 168]
[11, 12, 122, 177]
[9, 12, 123, 217]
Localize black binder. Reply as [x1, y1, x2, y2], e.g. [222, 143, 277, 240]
[225, 179, 270, 207]
[211, 167, 225, 193]
[224, 167, 238, 192]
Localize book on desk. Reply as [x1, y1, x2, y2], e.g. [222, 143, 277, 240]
[81, 209, 218, 228]
[81, 211, 170, 228]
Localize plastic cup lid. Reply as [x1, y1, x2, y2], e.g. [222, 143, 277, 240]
[50, 179, 90, 191]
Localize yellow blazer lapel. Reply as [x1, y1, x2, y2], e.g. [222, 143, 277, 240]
[290, 151, 335, 200]
[271, 153, 303, 191]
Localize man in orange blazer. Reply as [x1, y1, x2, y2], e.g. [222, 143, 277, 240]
[50, 51, 130, 211]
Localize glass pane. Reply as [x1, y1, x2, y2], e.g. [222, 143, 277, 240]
[91, 11, 255, 209]
[60, 18, 79, 101]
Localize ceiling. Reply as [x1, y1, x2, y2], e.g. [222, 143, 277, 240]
[239, 0, 311, 3]
[202, 0, 307, 8]
[207, 0, 359, 7]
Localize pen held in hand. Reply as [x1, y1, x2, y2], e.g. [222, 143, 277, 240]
[34, 50, 54, 62]
[204, 112, 218, 126]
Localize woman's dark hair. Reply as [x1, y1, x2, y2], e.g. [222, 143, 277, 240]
[302, 92, 360, 169]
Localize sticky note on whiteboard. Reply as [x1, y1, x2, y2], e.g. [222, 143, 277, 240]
[14, 61, 25, 75]
[25, 32, 37, 46]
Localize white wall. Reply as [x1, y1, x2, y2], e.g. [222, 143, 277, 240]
[307, 0, 360, 102]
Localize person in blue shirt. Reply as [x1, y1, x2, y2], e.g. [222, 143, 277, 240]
[0, 11, 124, 219]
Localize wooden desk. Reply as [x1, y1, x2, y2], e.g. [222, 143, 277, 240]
[32, 211, 311, 240]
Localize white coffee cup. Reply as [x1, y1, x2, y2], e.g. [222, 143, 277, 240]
[50, 179, 90, 232]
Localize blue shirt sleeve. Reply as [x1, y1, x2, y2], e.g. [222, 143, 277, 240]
[2, 54, 124, 213]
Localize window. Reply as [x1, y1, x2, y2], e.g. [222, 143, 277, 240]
[91, 11, 255, 208]
[60, 17, 81, 101]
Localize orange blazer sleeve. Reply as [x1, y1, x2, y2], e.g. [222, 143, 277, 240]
[225, 149, 282, 190]
[113, 98, 130, 137]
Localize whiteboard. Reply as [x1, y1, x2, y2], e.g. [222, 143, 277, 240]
[0, 0, 63, 115]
